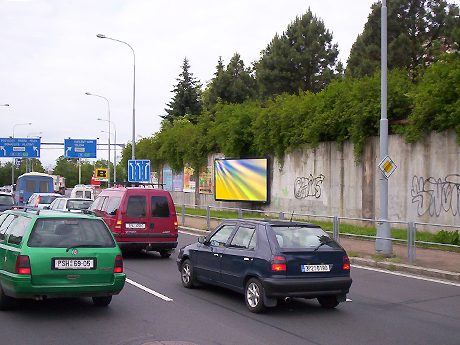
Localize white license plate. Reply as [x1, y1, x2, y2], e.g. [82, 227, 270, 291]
[125, 223, 146, 229]
[54, 259, 95, 270]
[301, 264, 331, 272]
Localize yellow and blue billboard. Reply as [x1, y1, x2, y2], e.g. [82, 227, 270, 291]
[214, 157, 269, 203]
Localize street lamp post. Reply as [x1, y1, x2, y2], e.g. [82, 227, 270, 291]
[86, 92, 111, 187]
[100, 120, 117, 184]
[11, 122, 32, 187]
[96, 34, 136, 160]
[27, 132, 42, 172]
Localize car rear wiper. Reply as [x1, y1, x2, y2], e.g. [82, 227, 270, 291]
[66, 244, 104, 252]
[313, 237, 335, 252]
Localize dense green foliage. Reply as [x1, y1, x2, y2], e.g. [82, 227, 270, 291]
[119, 54, 460, 169]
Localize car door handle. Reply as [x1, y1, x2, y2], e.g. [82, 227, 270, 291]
[214, 253, 220, 257]
[244, 257, 251, 261]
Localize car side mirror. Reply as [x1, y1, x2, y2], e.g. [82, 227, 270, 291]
[197, 236, 207, 244]
[44, 206, 50, 209]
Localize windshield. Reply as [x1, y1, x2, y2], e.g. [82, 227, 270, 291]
[271, 225, 340, 249]
[28, 218, 116, 248]
[67, 200, 92, 210]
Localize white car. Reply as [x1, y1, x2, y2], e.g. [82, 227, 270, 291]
[48, 197, 93, 212]
[26, 193, 63, 209]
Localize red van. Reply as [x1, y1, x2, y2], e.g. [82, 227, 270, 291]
[89, 187, 178, 258]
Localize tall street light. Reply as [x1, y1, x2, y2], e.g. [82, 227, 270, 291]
[27, 132, 42, 173]
[86, 92, 111, 187]
[12, 122, 32, 187]
[99, 119, 117, 184]
[97, 34, 136, 161]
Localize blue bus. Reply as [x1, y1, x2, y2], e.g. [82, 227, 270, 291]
[14, 172, 54, 206]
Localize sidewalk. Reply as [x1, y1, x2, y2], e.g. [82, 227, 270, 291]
[178, 216, 460, 282]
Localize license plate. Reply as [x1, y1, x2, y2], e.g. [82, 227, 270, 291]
[53, 258, 96, 270]
[125, 223, 146, 229]
[301, 264, 331, 272]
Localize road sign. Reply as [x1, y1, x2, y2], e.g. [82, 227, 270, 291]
[128, 159, 151, 183]
[14, 158, 21, 167]
[64, 139, 97, 158]
[378, 155, 397, 179]
[0, 138, 40, 158]
[94, 168, 108, 181]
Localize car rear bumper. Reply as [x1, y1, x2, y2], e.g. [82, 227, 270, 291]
[262, 276, 352, 298]
[2, 273, 126, 299]
[117, 241, 177, 251]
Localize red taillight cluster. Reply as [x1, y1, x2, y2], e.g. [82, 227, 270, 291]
[174, 221, 178, 231]
[271, 255, 286, 271]
[35, 195, 41, 207]
[113, 255, 123, 273]
[343, 256, 351, 270]
[15, 255, 31, 275]
[114, 220, 122, 233]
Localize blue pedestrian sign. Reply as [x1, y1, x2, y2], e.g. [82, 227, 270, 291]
[14, 158, 21, 167]
[64, 139, 97, 158]
[128, 159, 151, 183]
[0, 138, 40, 158]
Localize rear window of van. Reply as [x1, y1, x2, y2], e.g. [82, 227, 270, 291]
[151, 196, 170, 217]
[126, 195, 146, 218]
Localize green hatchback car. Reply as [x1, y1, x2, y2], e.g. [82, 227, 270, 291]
[0, 208, 126, 310]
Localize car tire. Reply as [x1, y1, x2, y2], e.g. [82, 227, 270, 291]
[317, 295, 340, 308]
[159, 250, 171, 259]
[0, 285, 14, 311]
[181, 259, 198, 288]
[245, 278, 267, 313]
[92, 296, 112, 307]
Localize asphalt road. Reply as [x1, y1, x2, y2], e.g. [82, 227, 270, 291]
[1, 231, 460, 345]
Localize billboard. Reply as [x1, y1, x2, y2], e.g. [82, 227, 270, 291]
[214, 157, 269, 203]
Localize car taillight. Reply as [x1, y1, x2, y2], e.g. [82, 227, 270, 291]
[174, 221, 178, 231]
[343, 256, 350, 270]
[271, 255, 286, 271]
[114, 220, 122, 232]
[113, 255, 123, 273]
[15, 255, 31, 275]
[20, 196, 23, 203]
[35, 195, 40, 207]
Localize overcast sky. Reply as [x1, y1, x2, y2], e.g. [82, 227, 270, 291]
[1, 0, 459, 170]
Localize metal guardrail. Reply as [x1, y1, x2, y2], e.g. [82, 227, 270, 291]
[179, 204, 460, 265]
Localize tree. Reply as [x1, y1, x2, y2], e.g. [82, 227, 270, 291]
[255, 9, 339, 99]
[205, 53, 257, 108]
[346, 0, 460, 78]
[162, 57, 203, 125]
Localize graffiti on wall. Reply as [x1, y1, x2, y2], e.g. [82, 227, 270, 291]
[411, 174, 460, 217]
[294, 174, 325, 199]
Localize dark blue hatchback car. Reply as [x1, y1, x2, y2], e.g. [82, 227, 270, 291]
[177, 219, 352, 313]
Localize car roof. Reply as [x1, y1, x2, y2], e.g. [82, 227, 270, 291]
[3, 208, 100, 219]
[30, 192, 63, 196]
[225, 218, 322, 228]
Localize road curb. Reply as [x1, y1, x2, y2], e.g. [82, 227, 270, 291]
[179, 226, 460, 283]
[350, 257, 460, 282]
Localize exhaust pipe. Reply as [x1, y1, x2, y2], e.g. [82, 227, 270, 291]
[284, 297, 291, 303]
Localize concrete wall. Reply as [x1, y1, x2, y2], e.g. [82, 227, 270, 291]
[170, 130, 460, 231]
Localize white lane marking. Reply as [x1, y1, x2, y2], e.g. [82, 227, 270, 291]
[352, 265, 460, 287]
[126, 278, 174, 301]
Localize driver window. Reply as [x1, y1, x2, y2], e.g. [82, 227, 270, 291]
[209, 224, 235, 247]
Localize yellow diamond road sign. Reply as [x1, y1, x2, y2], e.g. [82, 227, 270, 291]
[378, 155, 397, 179]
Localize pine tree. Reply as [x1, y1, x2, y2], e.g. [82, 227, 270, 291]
[255, 9, 339, 99]
[162, 57, 203, 125]
[346, 0, 460, 79]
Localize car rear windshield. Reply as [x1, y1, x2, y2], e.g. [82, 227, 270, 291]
[271, 225, 341, 249]
[67, 200, 92, 210]
[0, 195, 14, 206]
[28, 218, 116, 248]
[39, 196, 60, 204]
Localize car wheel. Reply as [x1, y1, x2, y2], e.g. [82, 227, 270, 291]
[181, 259, 198, 288]
[92, 296, 112, 307]
[245, 278, 266, 313]
[159, 250, 171, 259]
[0, 285, 14, 311]
[317, 295, 340, 308]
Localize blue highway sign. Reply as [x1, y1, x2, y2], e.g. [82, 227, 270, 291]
[128, 159, 151, 183]
[0, 138, 41, 158]
[64, 139, 97, 158]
